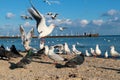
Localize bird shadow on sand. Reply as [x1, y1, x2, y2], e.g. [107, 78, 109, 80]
[9, 62, 25, 70]
[55, 63, 77, 69]
[31, 60, 52, 64]
[97, 66, 120, 74]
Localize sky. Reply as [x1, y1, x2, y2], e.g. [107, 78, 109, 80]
[0, 0, 120, 36]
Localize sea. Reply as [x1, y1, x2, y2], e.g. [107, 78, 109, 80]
[0, 35, 120, 57]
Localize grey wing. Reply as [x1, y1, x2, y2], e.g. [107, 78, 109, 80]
[49, 54, 64, 61]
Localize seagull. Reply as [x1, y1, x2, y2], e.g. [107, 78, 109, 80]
[43, 0, 51, 5]
[19, 25, 36, 51]
[64, 53, 85, 68]
[104, 50, 108, 58]
[95, 44, 101, 56]
[90, 48, 96, 57]
[40, 40, 45, 49]
[72, 44, 81, 55]
[44, 45, 49, 55]
[85, 50, 91, 57]
[110, 46, 120, 58]
[63, 42, 71, 54]
[21, 15, 33, 20]
[47, 46, 67, 64]
[47, 13, 58, 20]
[47, 12, 52, 15]
[59, 27, 67, 31]
[54, 44, 64, 54]
[28, 1, 56, 39]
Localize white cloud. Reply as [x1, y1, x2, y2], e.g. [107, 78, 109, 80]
[102, 9, 120, 17]
[92, 19, 103, 26]
[6, 12, 15, 19]
[80, 19, 89, 27]
[107, 9, 117, 16]
[47, 18, 72, 25]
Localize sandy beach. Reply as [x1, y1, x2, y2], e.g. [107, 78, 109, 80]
[0, 52, 120, 80]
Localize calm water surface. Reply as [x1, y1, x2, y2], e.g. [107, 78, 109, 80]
[0, 36, 120, 57]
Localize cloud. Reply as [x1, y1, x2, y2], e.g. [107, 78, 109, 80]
[101, 9, 120, 17]
[47, 18, 72, 25]
[80, 19, 89, 27]
[6, 12, 15, 19]
[92, 19, 103, 26]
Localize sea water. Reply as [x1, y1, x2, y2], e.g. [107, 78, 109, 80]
[0, 35, 120, 57]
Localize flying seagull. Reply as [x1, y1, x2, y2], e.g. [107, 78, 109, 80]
[43, 0, 51, 5]
[19, 25, 36, 51]
[21, 15, 33, 20]
[28, 1, 56, 39]
[47, 12, 58, 20]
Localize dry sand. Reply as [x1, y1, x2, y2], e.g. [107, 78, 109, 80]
[0, 52, 120, 80]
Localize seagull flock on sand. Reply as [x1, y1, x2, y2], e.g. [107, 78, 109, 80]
[0, 0, 120, 69]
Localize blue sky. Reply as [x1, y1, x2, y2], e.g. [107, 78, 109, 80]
[0, 0, 120, 36]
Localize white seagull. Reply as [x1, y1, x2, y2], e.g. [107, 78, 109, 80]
[63, 42, 71, 54]
[28, 2, 56, 38]
[95, 44, 101, 56]
[90, 48, 96, 57]
[72, 44, 81, 55]
[40, 41, 45, 49]
[110, 46, 120, 58]
[104, 50, 108, 58]
[85, 50, 91, 57]
[59, 27, 67, 31]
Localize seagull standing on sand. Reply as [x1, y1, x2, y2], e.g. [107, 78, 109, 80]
[28, 2, 56, 39]
[104, 51, 108, 58]
[40, 41, 45, 49]
[95, 44, 101, 56]
[64, 53, 85, 68]
[85, 50, 91, 57]
[90, 48, 96, 57]
[63, 42, 71, 54]
[72, 44, 81, 55]
[54, 44, 64, 54]
[48, 46, 67, 64]
[110, 46, 120, 58]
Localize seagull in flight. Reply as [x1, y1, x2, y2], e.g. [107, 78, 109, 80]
[47, 12, 58, 20]
[43, 0, 51, 5]
[21, 15, 33, 20]
[28, 1, 56, 39]
[59, 27, 67, 31]
[19, 25, 36, 51]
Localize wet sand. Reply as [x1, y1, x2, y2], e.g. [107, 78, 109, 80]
[0, 52, 120, 80]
